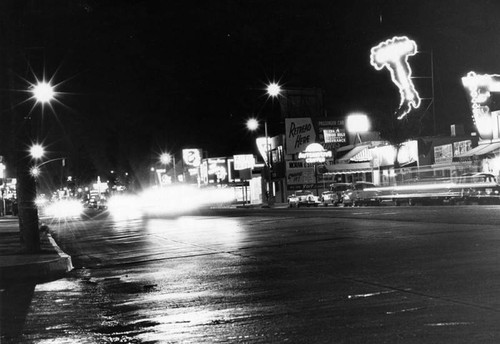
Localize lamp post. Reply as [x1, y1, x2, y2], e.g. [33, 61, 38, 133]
[30, 157, 67, 178]
[346, 113, 373, 183]
[160, 152, 176, 185]
[247, 117, 272, 205]
[246, 81, 282, 206]
[17, 81, 55, 253]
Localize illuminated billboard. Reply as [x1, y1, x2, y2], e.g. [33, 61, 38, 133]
[233, 154, 256, 170]
[370, 36, 421, 119]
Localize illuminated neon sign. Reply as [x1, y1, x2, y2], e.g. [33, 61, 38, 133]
[298, 143, 332, 164]
[462, 71, 500, 139]
[370, 36, 421, 119]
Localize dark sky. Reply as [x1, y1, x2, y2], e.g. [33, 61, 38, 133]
[3, 0, 500, 184]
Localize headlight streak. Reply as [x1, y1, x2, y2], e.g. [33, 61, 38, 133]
[43, 200, 84, 219]
[107, 186, 235, 219]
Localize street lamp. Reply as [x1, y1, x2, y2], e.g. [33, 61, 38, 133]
[346, 113, 370, 144]
[249, 82, 283, 206]
[29, 143, 45, 160]
[246, 117, 272, 205]
[17, 81, 55, 252]
[266, 82, 282, 97]
[160, 152, 176, 184]
[28, 143, 45, 178]
[32, 81, 55, 104]
[30, 157, 67, 179]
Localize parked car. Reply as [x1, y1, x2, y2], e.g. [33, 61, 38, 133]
[329, 183, 353, 206]
[454, 172, 500, 205]
[288, 190, 321, 207]
[320, 191, 335, 206]
[342, 181, 379, 206]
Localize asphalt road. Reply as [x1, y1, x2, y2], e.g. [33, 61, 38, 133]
[3, 205, 500, 343]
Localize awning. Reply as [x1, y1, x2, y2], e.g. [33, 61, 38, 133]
[453, 142, 500, 161]
[323, 162, 372, 174]
[337, 144, 371, 163]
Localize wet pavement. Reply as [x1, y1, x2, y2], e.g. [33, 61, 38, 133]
[3, 206, 500, 343]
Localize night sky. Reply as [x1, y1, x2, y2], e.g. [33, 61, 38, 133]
[2, 0, 500, 186]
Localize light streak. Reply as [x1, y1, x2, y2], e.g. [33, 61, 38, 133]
[370, 36, 421, 119]
[44, 200, 84, 219]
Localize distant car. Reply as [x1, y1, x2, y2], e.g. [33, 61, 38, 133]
[288, 190, 321, 207]
[342, 181, 379, 206]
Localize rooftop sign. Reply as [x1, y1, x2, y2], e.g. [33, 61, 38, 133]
[370, 36, 421, 119]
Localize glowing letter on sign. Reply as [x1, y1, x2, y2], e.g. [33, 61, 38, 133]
[370, 36, 421, 119]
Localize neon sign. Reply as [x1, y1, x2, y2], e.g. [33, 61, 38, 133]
[298, 143, 332, 164]
[182, 149, 202, 167]
[462, 71, 500, 139]
[370, 36, 421, 119]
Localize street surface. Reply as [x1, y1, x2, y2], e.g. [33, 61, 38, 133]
[3, 205, 500, 343]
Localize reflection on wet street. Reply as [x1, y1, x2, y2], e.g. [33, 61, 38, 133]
[5, 207, 500, 343]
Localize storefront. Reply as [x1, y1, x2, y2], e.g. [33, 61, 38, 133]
[453, 141, 500, 178]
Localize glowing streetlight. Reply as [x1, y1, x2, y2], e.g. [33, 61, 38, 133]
[346, 113, 370, 144]
[30, 166, 41, 177]
[31, 81, 55, 104]
[246, 118, 269, 162]
[160, 152, 176, 184]
[160, 152, 172, 165]
[29, 143, 45, 160]
[17, 79, 57, 253]
[246, 118, 259, 131]
[266, 82, 282, 97]
[246, 117, 273, 205]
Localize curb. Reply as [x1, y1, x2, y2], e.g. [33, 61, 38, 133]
[0, 232, 73, 285]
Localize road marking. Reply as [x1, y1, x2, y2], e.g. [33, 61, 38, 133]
[386, 307, 422, 315]
[347, 290, 396, 299]
[425, 322, 473, 327]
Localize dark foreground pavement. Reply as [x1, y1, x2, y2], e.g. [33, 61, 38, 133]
[0, 217, 73, 286]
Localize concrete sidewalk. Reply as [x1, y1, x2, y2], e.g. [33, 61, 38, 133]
[0, 217, 73, 286]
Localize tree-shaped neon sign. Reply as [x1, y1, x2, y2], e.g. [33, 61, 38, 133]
[370, 36, 421, 120]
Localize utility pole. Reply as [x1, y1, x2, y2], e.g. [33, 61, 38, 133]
[16, 116, 41, 252]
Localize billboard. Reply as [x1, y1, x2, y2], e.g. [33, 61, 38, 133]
[434, 144, 453, 165]
[285, 117, 316, 155]
[323, 129, 346, 143]
[233, 154, 255, 170]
